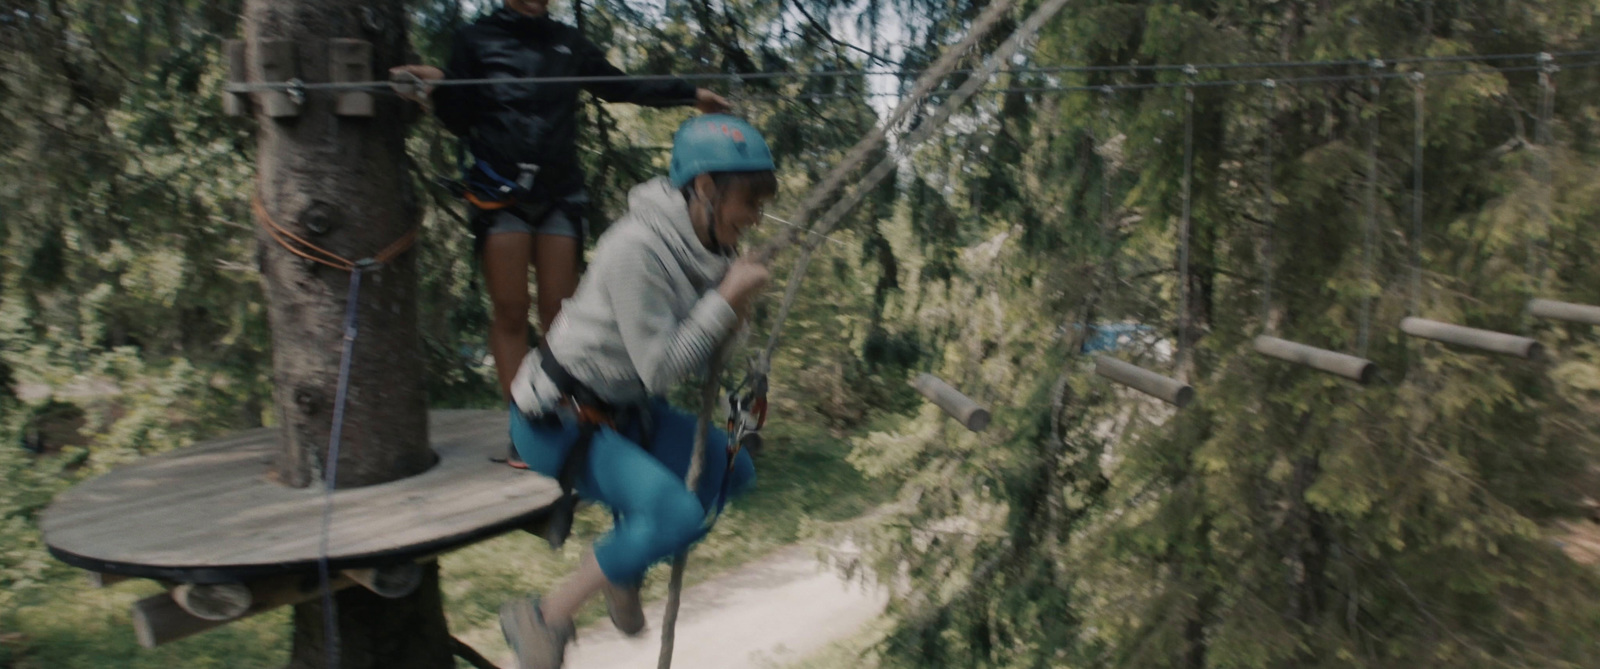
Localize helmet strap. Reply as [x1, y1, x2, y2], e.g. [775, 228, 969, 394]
[696, 182, 736, 257]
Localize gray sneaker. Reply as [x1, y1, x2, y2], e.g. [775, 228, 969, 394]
[603, 581, 646, 636]
[499, 595, 575, 669]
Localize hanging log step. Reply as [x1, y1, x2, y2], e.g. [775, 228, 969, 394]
[1094, 357, 1194, 408]
[134, 571, 357, 648]
[345, 562, 425, 599]
[1528, 298, 1600, 327]
[171, 582, 253, 621]
[910, 374, 991, 432]
[1400, 317, 1543, 360]
[1253, 336, 1377, 384]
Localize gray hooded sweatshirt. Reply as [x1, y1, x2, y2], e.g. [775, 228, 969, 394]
[511, 177, 737, 412]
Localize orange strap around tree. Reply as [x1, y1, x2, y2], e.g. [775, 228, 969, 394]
[252, 195, 419, 272]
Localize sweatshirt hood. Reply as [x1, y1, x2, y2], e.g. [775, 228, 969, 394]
[626, 177, 730, 290]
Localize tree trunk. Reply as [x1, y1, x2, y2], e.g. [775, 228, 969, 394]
[243, 1, 448, 667]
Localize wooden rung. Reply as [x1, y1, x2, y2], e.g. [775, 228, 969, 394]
[910, 373, 991, 432]
[85, 571, 131, 588]
[133, 572, 356, 648]
[1400, 317, 1543, 360]
[329, 39, 375, 117]
[1093, 357, 1194, 408]
[223, 40, 248, 116]
[1528, 298, 1600, 327]
[171, 582, 253, 621]
[257, 40, 300, 118]
[1253, 336, 1377, 384]
[343, 563, 424, 599]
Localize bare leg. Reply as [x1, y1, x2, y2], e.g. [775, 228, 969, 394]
[482, 232, 536, 400]
[539, 548, 609, 625]
[532, 233, 581, 333]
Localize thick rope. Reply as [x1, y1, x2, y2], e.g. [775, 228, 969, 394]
[655, 353, 724, 669]
[759, 0, 1078, 371]
[657, 3, 1054, 666]
[1358, 61, 1383, 358]
[1260, 80, 1278, 331]
[750, 0, 1020, 267]
[1177, 67, 1196, 376]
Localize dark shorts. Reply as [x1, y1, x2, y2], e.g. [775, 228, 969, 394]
[478, 189, 588, 240]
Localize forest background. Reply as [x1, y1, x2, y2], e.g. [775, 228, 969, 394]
[4, 0, 1600, 667]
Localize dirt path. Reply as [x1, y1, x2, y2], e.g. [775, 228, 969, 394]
[551, 543, 887, 669]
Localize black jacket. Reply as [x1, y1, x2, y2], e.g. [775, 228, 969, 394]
[434, 9, 697, 196]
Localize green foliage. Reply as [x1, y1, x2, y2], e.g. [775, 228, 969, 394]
[6, 0, 1600, 668]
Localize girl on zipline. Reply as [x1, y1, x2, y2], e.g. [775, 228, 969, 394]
[495, 114, 773, 669]
[391, 0, 730, 462]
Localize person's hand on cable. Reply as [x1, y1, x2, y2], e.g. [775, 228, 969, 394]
[718, 255, 769, 319]
[694, 88, 731, 114]
[389, 65, 445, 105]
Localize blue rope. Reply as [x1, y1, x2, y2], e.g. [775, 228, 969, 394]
[318, 267, 364, 669]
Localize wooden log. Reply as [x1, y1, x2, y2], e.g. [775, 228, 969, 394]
[1528, 298, 1600, 327]
[1093, 357, 1194, 408]
[909, 374, 991, 432]
[1253, 336, 1377, 384]
[171, 582, 253, 621]
[344, 562, 424, 599]
[1400, 317, 1543, 360]
[329, 39, 375, 117]
[85, 571, 131, 588]
[132, 572, 355, 648]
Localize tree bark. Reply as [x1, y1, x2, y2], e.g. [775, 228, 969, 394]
[244, 1, 448, 667]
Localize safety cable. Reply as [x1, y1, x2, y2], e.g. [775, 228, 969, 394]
[1177, 66, 1196, 377]
[1260, 79, 1277, 332]
[1410, 73, 1426, 318]
[1535, 53, 1557, 295]
[224, 48, 1600, 93]
[1357, 61, 1382, 358]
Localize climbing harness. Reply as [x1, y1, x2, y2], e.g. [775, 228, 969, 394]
[252, 192, 418, 669]
[527, 342, 653, 550]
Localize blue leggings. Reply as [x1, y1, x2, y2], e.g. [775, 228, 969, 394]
[509, 398, 756, 585]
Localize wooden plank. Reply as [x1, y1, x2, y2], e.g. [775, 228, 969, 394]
[41, 411, 558, 576]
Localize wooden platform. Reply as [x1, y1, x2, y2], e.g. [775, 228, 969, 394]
[41, 410, 560, 584]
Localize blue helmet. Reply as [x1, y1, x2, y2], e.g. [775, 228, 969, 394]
[669, 115, 775, 189]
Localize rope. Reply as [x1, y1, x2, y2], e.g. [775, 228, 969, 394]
[758, 0, 1076, 370]
[657, 2, 1038, 664]
[1358, 61, 1383, 358]
[221, 48, 1600, 93]
[1261, 79, 1277, 332]
[1410, 73, 1426, 317]
[655, 353, 724, 669]
[317, 266, 363, 669]
[1177, 66, 1196, 377]
[750, 0, 1020, 267]
[251, 193, 412, 667]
